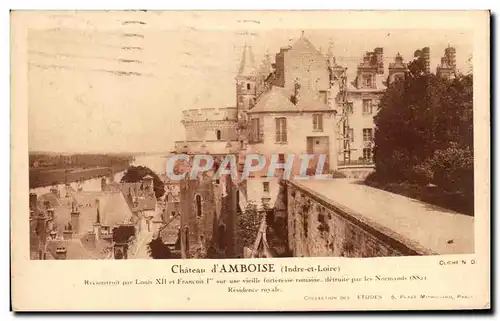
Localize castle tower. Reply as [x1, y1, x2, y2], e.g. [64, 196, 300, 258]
[236, 43, 258, 150]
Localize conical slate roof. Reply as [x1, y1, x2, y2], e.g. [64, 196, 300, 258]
[238, 43, 257, 77]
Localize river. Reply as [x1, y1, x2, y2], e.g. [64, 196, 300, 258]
[29, 155, 168, 197]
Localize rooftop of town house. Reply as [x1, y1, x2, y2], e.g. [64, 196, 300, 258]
[45, 238, 107, 260]
[38, 192, 61, 208]
[120, 182, 157, 211]
[289, 179, 474, 255]
[159, 215, 181, 244]
[96, 192, 134, 226]
[45, 190, 133, 238]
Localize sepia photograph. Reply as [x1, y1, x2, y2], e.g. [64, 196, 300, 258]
[27, 17, 474, 261]
[11, 10, 490, 311]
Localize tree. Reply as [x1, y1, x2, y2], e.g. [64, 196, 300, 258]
[238, 200, 263, 249]
[120, 165, 165, 199]
[147, 236, 174, 259]
[373, 55, 473, 190]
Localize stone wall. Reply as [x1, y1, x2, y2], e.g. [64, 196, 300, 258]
[281, 180, 430, 257]
[179, 173, 239, 258]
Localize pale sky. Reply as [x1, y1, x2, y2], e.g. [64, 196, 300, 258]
[27, 12, 473, 153]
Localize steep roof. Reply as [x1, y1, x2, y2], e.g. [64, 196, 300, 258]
[237, 43, 257, 77]
[45, 239, 105, 260]
[295, 93, 332, 112]
[289, 35, 324, 58]
[248, 87, 297, 113]
[98, 192, 134, 226]
[249, 87, 332, 114]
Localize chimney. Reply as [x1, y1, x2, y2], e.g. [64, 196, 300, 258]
[101, 177, 107, 192]
[47, 208, 55, 220]
[82, 231, 96, 249]
[29, 193, 37, 211]
[374, 47, 384, 74]
[422, 47, 430, 74]
[62, 230, 73, 240]
[36, 214, 47, 238]
[70, 207, 80, 235]
[49, 230, 57, 240]
[55, 247, 67, 260]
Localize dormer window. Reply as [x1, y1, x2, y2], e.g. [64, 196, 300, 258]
[362, 74, 373, 88]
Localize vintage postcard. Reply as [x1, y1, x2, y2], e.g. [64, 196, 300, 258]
[11, 10, 490, 311]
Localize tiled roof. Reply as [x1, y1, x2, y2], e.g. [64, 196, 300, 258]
[45, 239, 102, 260]
[159, 216, 181, 244]
[295, 94, 331, 112]
[249, 87, 331, 114]
[248, 87, 297, 113]
[98, 192, 134, 226]
[38, 193, 60, 208]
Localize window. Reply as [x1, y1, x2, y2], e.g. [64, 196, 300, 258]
[347, 102, 354, 114]
[318, 91, 327, 104]
[278, 153, 285, 163]
[362, 99, 373, 114]
[171, 211, 176, 218]
[275, 118, 287, 143]
[216, 130, 221, 140]
[312, 114, 323, 131]
[247, 83, 251, 90]
[363, 148, 372, 161]
[363, 74, 373, 88]
[251, 118, 260, 142]
[195, 194, 202, 218]
[263, 182, 270, 193]
[363, 128, 373, 142]
[249, 98, 255, 109]
[348, 128, 354, 143]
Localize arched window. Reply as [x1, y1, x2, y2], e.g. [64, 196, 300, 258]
[218, 224, 226, 249]
[247, 83, 251, 90]
[195, 194, 202, 218]
[216, 129, 221, 141]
